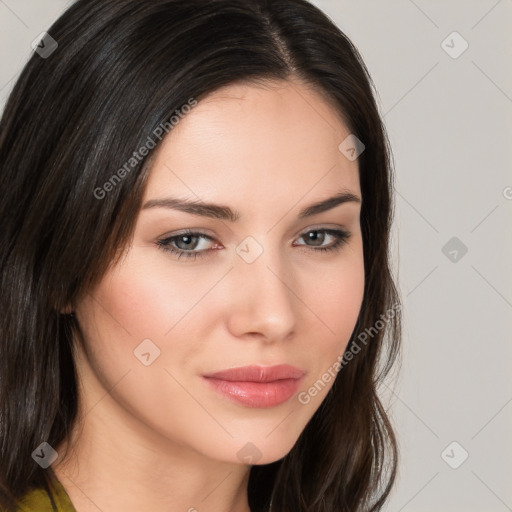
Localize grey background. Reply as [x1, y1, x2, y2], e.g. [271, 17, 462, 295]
[1, 1, 511, 511]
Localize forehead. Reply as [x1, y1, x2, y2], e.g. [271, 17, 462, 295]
[143, 79, 360, 209]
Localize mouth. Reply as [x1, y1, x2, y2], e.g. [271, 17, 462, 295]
[202, 364, 305, 408]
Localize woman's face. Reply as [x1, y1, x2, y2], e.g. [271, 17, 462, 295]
[72, 78, 365, 465]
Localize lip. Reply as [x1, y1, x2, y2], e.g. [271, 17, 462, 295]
[203, 364, 305, 382]
[203, 364, 305, 408]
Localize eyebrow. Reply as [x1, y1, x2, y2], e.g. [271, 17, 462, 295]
[141, 190, 361, 222]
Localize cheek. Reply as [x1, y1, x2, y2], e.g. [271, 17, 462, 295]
[73, 263, 213, 440]
[100, 271, 180, 340]
[88, 258, 208, 344]
[291, 249, 364, 408]
[76, 250, 223, 385]
[328, 262, 364, 335]
[298, 243, 365, 378]
[310, 246, 365, 338]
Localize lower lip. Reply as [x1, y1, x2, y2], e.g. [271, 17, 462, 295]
[203, 377, 302, 408]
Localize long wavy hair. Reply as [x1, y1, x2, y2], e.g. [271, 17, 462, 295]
[0, 0, 402, 510]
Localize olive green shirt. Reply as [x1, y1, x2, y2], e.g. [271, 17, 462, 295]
[14, 478, 76, 512]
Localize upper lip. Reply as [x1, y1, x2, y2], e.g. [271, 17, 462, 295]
[203, 364, 305, 382]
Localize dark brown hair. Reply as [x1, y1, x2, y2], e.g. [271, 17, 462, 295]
[0, 1, 402, 510]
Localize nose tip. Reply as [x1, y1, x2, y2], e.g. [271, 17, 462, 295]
[227, 248, 297, 342]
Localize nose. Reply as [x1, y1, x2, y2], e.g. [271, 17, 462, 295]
[226, 243, 298, 343]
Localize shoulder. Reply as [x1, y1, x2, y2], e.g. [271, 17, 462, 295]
[11, 479, 76, 512]
[16, 487, 56, 511]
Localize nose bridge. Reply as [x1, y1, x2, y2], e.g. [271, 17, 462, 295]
[228, 235, 297, 338]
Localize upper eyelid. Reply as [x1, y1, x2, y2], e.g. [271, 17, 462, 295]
[162, 224, 350, 240]
[159, 226, 350, 250]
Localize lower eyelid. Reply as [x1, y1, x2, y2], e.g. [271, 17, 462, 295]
[294, 229, 349, 245]
[157, 228, 350, 257]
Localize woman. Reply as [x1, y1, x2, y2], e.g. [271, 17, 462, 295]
[0, 0, 402, 511]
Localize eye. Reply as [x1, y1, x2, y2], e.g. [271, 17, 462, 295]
[293, 228, 351, 254]
[156, 228, 351, 261]
[156, 230, 216, 260]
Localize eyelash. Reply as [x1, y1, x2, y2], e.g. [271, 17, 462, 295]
[156, 228, 351, 260]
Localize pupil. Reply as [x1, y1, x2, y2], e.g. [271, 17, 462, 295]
[178, 235, 195, 249]
[308, 231, 324, 246]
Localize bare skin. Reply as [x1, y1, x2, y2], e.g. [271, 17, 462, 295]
[53, 76, 365, 512]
